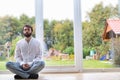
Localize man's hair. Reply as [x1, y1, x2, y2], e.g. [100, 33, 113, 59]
[23, 25, 33, 32]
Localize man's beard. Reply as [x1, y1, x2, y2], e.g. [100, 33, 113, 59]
[23, 33, 32, 38]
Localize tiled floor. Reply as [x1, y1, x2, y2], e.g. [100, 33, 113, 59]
[1, 72, 120, 80]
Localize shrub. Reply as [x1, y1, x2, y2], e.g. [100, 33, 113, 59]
[113, 38, 120, 66]
[63, 46, 74, 55]
[83, 48, 90, 58]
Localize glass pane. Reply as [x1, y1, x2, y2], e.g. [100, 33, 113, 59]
[82, 0, 119, 69]
[0, 0, 35, 71]
[43, 0, 75, 66]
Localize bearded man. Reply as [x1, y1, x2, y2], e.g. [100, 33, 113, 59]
[6, 25, 45, 79]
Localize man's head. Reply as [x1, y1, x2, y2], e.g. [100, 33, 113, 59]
[23, 25, 33, 38]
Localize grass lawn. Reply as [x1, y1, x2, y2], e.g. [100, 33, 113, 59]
[83, 60, 114, 68]
[0, 61, 7, 70]
[45, 60, 74, 66]
[0, 60, 115, 70]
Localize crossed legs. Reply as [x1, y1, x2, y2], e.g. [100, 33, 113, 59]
[6, 61, 45, 79]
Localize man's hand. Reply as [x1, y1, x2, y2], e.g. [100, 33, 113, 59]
[22, 64, 30, 70]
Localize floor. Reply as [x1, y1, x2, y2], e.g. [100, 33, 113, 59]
[1, 72, 120, 80]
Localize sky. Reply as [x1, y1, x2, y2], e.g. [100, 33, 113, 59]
[0, 0, 118, 21]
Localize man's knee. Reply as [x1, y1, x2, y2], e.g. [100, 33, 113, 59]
[6, 62, 13, 68]
[34, 61, 45, 68]
[40, 61, 45, 68]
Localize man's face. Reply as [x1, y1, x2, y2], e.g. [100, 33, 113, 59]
[23, 27, 32, 38]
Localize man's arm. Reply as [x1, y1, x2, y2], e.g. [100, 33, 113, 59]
[33, 43, 42, 62]
[14, 43, 24, 65]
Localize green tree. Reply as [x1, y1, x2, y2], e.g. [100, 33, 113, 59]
[82, 2, 118, 58]
[44, 20, 58, 49]
[0, 16, 21, 44]
[53, 20, 73, 51]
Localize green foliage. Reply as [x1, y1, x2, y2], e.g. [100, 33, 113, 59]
[44, 20, 58, 49]
[95, 42, 110, 57]
[113, 38, 120, 66]
[0, 16, 20, 44]
[19, 14, 34, 25]
[82, 2, 118, 56]
[52, 20, 73, 51]
[44, 19, 74, 52]
[10, 36, 22, 56]
[63, 46, 74, 55]
[53, 43, 66, 51]
[83, 48, 90, 58]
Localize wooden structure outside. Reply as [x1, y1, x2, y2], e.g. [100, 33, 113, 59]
[102, 18, 120, 60]
[102, 19, 120, 41]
